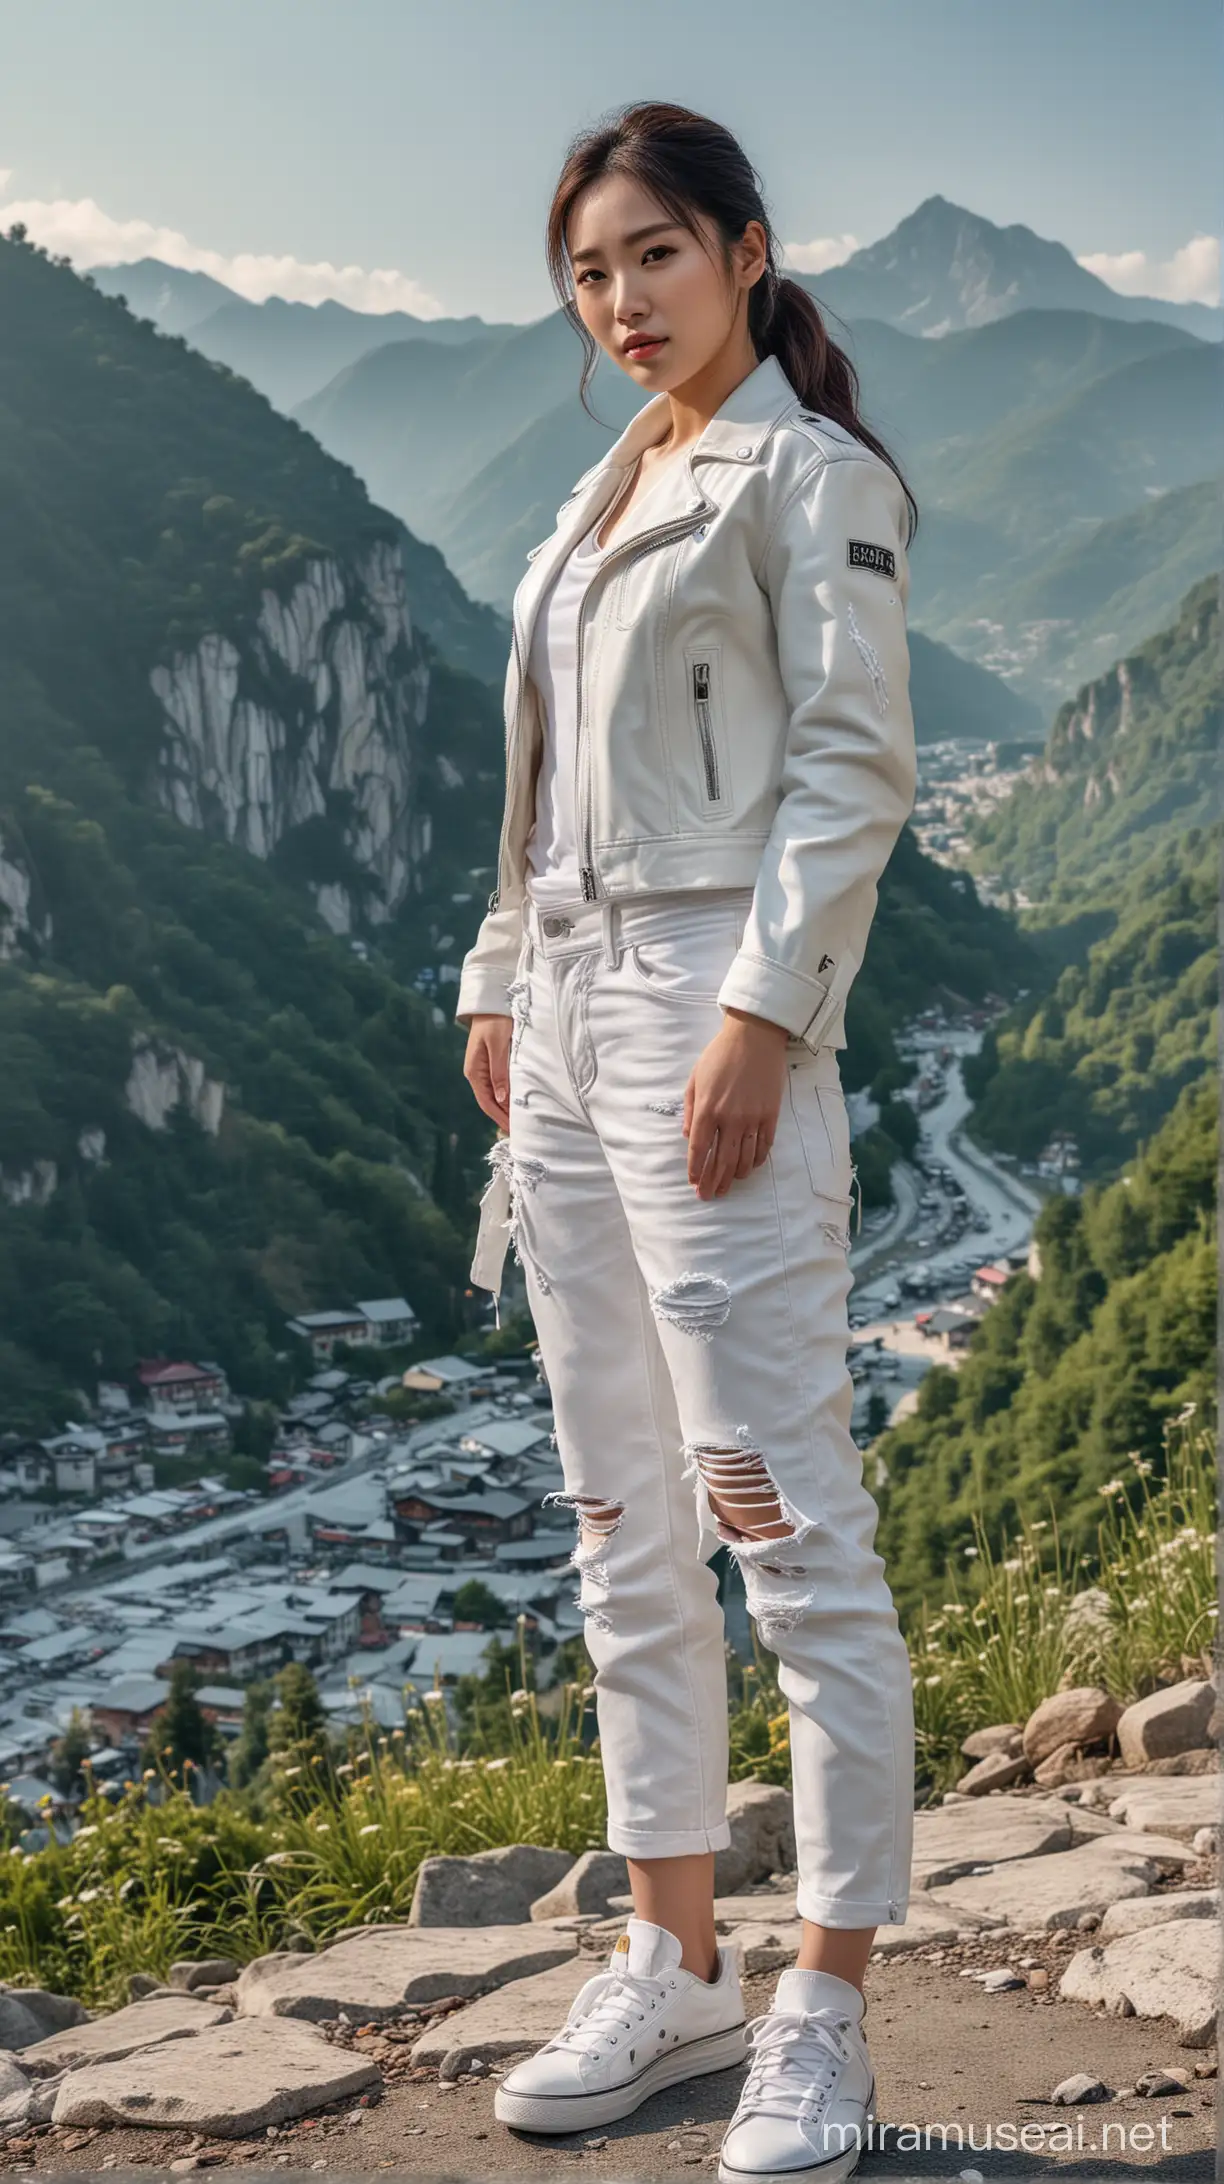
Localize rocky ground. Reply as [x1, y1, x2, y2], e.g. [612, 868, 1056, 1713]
[0, 1765, 1216, 2180]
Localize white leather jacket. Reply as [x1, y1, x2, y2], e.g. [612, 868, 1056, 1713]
[454, 350, 916, 1051]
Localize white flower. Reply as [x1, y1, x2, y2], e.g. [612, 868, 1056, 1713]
[76, 1887, 100, 1903]
[282, 1765, 302, 1778]
[358, 1824, 380, 1836]
[422, 1691, 445, 1707]
[1097, 1479, 1125, 1499]
[74, 1825, 98, 1840]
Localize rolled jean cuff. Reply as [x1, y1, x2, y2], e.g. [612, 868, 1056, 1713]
[606, 1820, 733, 1859]
[795, 1885, 910, 1928]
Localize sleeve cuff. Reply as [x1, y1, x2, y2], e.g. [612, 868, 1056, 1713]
[716, 951, 831, 1035]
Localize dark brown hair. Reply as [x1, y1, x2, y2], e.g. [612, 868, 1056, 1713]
[545, 99, 917, 545]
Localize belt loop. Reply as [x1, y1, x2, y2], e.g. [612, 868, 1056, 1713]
[601, 898, 619, 969]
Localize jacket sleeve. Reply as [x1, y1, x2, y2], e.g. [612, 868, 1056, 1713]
[715, 449, 916, 1049]
[454, 899, 522, 1026]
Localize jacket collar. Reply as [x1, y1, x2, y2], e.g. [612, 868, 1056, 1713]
[578, 349, 800, 485]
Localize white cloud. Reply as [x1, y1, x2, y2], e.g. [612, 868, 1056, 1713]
[0, 192, 447, 316]
[1077, 233, 1220, 308]
[780, 232, 861, 276]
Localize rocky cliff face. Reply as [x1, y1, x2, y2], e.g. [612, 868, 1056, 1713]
[149, 539, 431, 933]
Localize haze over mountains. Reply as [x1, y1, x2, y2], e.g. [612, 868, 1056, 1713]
[89, 188, 1221, 721]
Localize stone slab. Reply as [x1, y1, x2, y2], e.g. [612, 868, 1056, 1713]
[236, 1923, 577, 2022]
[21, 1994, 232, 2074]
[1105, 1778, 1223, 1842]
[1098, 1889, 1219, 1938]
[50, 2016, 379, 2135]
[927, 1833, 1193, 1931]
[1059, 1918, 1221, 2047]
[409, 1956, 596, 2071]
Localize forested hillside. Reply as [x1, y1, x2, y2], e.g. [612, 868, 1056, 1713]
[877, 1078, 1216, 1618]
[0, 227, 501, 1431]
[963, 576, 1218, 1174]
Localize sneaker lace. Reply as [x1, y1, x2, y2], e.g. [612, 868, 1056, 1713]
[738, 2007, 850, 2120]
[542, 1964, 677, 2063]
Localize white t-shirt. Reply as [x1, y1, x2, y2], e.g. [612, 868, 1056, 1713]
[525, 457, 671, 906]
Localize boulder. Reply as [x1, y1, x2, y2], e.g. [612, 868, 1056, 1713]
[0, 1984, 90, 2052]
[712, 1780, 796, 1893]
[21, 1994, 232, 2075]
[168, 1958, 241, 1993]
[1098, 1890, 1219, 1939]
[50, 2017, 379, 2135]
[0, 2051, 26, 2100]
[236, 1923, 576, 2022]
[1059, 1918, 1220, 2047]
[1033, 1741, 1096, 1788]
[1116, 1679, 1216, 1767]
[1022, 1688, 1120, 1766]
[529, 1850, 630, 1922]
[408, 1844, 574, 1928]
[960, 1724, 1022, 1762]
[957, 1750, 1030, 1796]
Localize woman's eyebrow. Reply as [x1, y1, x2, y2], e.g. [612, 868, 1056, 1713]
[571, 221, 682, 266]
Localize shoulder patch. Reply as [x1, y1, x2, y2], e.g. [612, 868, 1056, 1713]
[847, 538, 896, 580]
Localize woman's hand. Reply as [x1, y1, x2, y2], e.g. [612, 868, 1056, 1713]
[683, 1007, 791, 1198]
[463, 1014, 513, 1131]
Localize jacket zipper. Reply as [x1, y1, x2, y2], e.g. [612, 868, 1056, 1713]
[574, 500, 716, 900]
[691, 660, 720, 801]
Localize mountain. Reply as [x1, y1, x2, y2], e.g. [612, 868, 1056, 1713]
[803, 195, 1222, 342]
[92, 260, 516, 411]
[90, 257, 239, 334]
[0, 227, 513, 1429]
[962, 577, 1219, 1175]
[874, 1074, 1216, 1618]
[930, 477, 1223, 706]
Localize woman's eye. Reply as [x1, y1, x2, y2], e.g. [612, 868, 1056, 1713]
[643, 246, 673, 265]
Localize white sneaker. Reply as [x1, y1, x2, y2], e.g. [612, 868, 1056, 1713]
[494, 1915, 748, 2134]
[718, 1968, 876, 2182]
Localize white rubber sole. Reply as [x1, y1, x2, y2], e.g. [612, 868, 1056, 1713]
[493, 2019, 750, 2134]
[717, 2081, 876, 2184]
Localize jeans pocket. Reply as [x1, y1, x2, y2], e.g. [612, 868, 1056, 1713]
[623, 908, 737, 1005]
[787, 1053, 856, 1237]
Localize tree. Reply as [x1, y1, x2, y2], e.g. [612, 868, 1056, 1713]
[228, 1679, 272, 1792]
[141, 1662, 217, 1779]
[49, 1709, 91, 1798]
[450, 1578, 506, 1630]
[267, 1662, 334, 1809]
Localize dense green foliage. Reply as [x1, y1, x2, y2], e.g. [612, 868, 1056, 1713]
[874, 1078, 1216, 1616]
[964, 576, 1218, 1174]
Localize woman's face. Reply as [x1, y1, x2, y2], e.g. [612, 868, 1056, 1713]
[567, 172, 766, 391]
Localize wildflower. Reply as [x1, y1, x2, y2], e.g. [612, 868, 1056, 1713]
[1098, 1480, 1125, 1499]
[74, 1825, 98, 1840]
[510, 1688, 529, 1704]
[422, 1692, 444, 1707]
[263, 1851, 297, 1867]
[485, 1758, 512, 1773]
[282, 1766, 302, 1779]
[963, 1545, 978, 1559]
[1002, 1558, 1023, 1573]
[77, 1888, 100, 1903]
[314, 1823, 330, 1833]
[119, 1876, 137, 1897]
[923, 1674, 942, 1687]
[358, 1824, 381, 1836]
[335, 1763, 355, 1777]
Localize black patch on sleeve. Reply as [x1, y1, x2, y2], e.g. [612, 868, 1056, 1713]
[847, 538, 896, 579]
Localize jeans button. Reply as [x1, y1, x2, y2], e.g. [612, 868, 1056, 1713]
[542, 914, 570, 937]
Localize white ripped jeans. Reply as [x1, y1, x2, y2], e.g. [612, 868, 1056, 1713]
[473, 885, 914, 1929]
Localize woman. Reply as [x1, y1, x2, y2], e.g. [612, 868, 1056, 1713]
[456, 99, 918, 2184]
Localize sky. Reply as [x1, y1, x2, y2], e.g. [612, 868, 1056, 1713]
[1, 0, 1220, 322]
